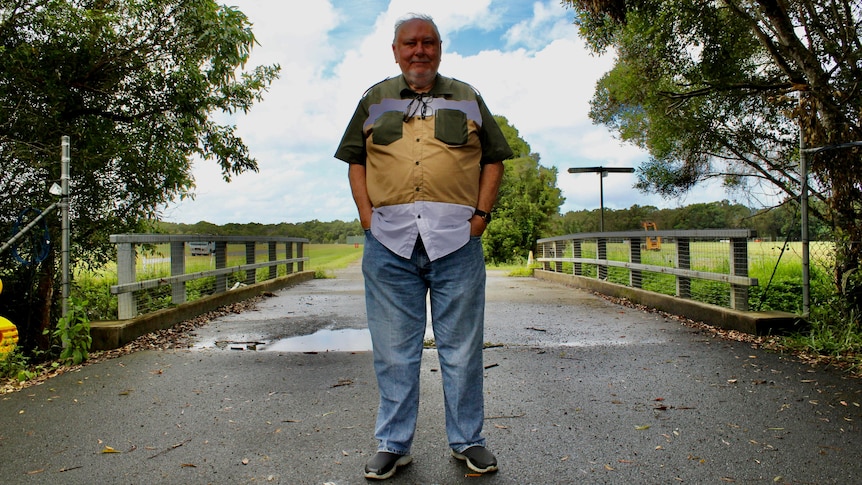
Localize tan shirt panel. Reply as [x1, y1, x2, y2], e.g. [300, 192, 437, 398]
[365, 114, 483, 209]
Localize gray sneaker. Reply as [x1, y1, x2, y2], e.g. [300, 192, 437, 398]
[451, 446, 498, 474]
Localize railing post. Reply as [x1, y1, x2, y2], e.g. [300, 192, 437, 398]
[215, 241, 228, 293]
[117, 242, 136, 319]
[553, 240, 563, 273]
[170, 241, 186, 305]
[630, 238, 642, 288]
[541, 242, 550, 271]
[268, 242, 277, 279]
[677, 238, 691, 299]
[297, 242, 305, 272]
[730, 237, 750, 311]
[286, 242, 295, 274]
[573, 240, 582, 276]
[245, 242, 256, 285]
[597, 237, 608, 280]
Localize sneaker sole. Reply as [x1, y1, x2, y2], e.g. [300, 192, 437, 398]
[451, 450, 498, 474]
[364, 454, 413, 480]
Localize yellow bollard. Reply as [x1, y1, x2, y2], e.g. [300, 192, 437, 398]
[0, 316, 17, 359]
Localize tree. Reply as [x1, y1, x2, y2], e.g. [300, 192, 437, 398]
[563, 0, 862, 310]
[484, 116, 565, 263]
[0, 0, 279, 348]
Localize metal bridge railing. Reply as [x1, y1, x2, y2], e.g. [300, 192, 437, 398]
[536, 229, 758, 311]
[109, 234, 309, 319]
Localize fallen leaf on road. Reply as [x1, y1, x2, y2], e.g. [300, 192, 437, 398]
[101, 446, 121, 454]
[331, 379, 353, 388]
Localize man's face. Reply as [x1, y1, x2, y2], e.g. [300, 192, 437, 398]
[392, 19, 441, 92]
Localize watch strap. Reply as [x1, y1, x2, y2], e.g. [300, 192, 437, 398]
[474, 209, 492, 223]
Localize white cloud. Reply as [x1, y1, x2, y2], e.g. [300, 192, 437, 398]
[164, 0, 737, 225]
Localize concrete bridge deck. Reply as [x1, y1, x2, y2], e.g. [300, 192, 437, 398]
[1, 263, 860, 484]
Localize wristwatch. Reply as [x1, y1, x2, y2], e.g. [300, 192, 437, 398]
[473, 209, 492, 223]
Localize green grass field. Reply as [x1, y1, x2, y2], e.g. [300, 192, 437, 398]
[305, 244, 363, 272]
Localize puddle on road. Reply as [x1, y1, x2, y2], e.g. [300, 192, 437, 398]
[202, 324, 437, 353]
[201, 328, 373, 353]
[265, 328, 372, 352]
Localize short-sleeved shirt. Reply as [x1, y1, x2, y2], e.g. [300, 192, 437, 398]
[335, 74, 513, 261]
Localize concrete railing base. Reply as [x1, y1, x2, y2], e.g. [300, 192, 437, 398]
[534, 270, 806, 335]
[91, 271, 314, 350]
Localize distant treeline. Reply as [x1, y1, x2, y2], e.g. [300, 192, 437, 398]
[554, 200, 829, 242]
[156, 199, 825, 245]
[155, 219, 364, 244]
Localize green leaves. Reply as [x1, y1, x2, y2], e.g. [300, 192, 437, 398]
[0, 1, 280, 340]
[52, 296, 92, 365]
[0, 0, 280, 268]
[482, 116, 565, 264]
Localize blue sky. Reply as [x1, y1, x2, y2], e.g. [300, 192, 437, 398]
[161, 0, 744, 225]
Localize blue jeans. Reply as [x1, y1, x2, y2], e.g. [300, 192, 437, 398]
[362, 230, 487, 455]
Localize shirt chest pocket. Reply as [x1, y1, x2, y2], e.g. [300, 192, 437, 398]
[434, 109, 468, 146]
[370, 111, 404, 146]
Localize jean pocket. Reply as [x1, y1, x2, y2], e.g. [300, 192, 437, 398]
[434, 109, 468, 145]
[371, 111, 404, 145]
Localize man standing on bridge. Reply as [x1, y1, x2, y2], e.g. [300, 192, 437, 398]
[334, 12, 513, 480]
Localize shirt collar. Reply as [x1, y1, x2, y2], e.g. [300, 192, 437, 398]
[398, 74, 454, 98]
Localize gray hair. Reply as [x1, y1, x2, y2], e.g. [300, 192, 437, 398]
[393, 13, 441, 43]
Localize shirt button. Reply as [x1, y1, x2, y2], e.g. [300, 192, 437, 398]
[415, 187, 421, 192]
[416, 138, 420, 142]
[415, 161, 420, 165]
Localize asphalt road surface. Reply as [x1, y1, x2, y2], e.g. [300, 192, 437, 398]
[1, 263, 861, 484]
